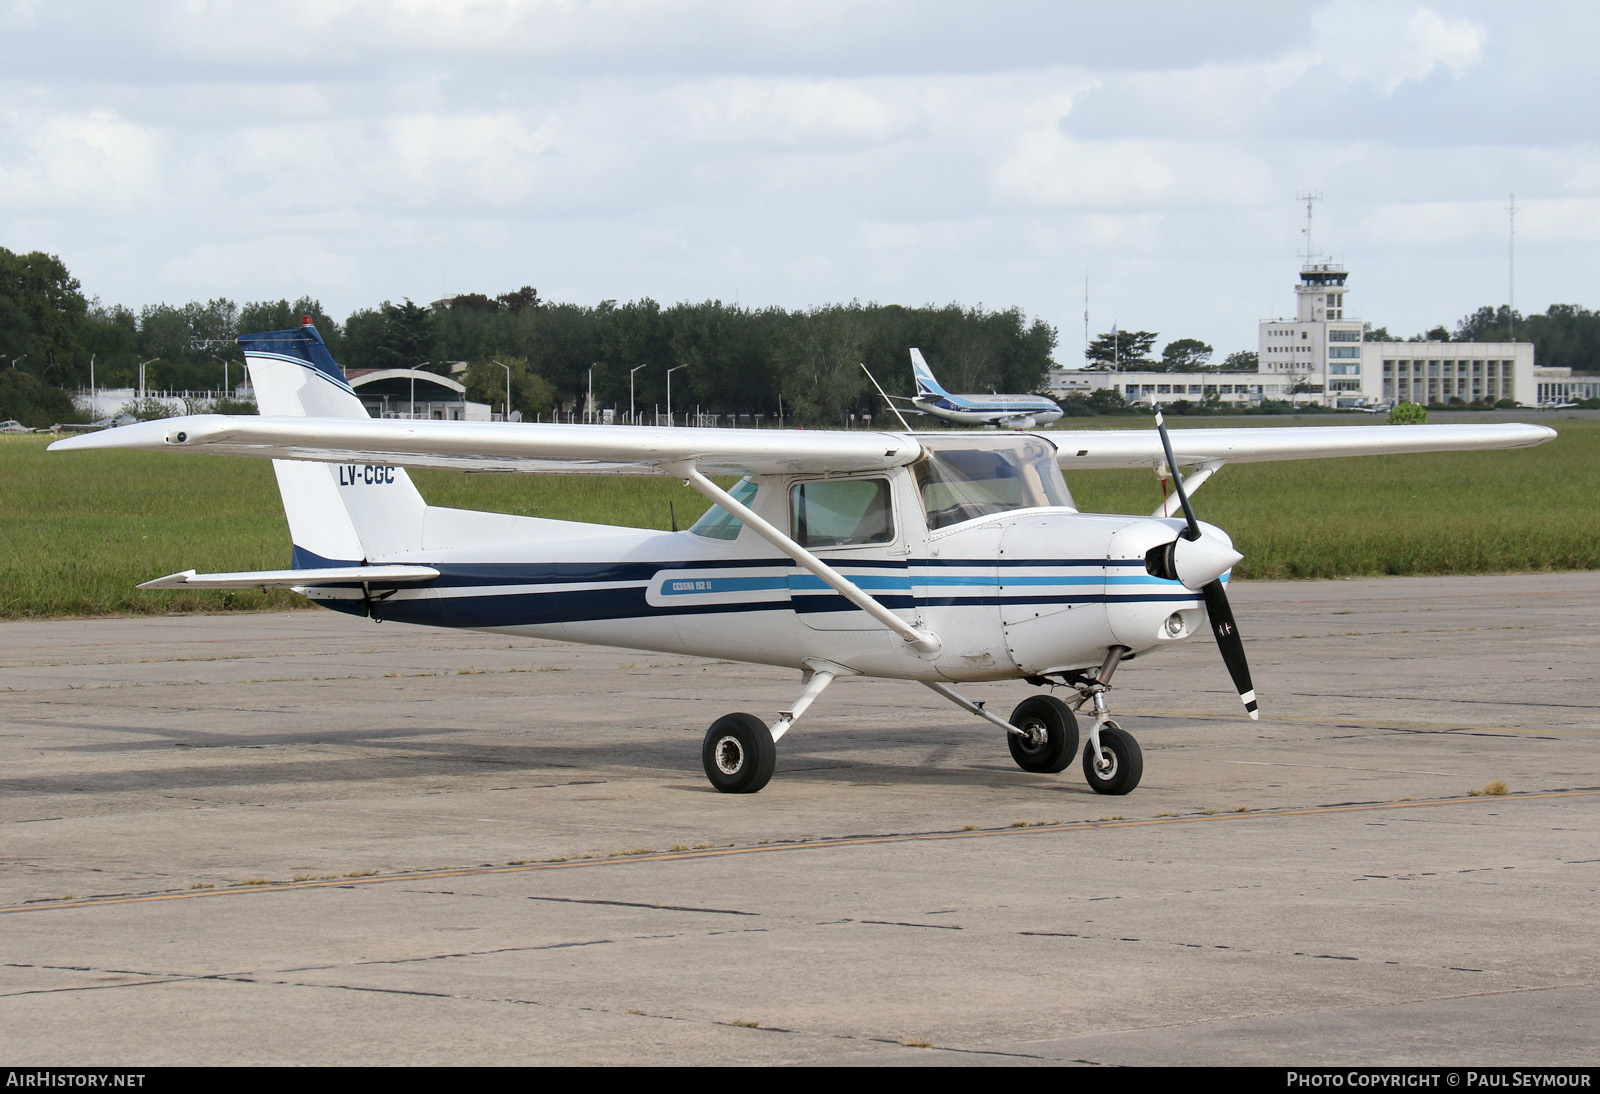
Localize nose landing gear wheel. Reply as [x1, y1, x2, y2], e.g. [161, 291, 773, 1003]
[1007, 695, 1079, 774]
[1083, 724, 1143, 795]
[702, 712, 777, 794]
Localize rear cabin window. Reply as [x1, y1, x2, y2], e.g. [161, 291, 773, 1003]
[914, 436, 1074, 530]
[790, 478, 894, 548]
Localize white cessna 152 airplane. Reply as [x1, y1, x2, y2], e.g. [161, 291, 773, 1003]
[52, 322, 1555, 795]
[895, 348, 1064, 429]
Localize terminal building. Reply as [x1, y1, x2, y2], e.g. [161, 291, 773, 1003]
[1260, 262, 1533, 408]
[1050, 260, 1537, 408]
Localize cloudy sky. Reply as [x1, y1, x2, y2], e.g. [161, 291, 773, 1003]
[2, 0, 1593, 362]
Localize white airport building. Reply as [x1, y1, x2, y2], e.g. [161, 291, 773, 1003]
[344, 367, 493, 421]
[1050, 261, 1537, 408]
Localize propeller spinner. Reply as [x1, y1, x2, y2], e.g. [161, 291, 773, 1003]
[1153, 411, 1259, 720]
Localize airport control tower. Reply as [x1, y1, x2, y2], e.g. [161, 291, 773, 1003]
[1259, 261, 1366, 401]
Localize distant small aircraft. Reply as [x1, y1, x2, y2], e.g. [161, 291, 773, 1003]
[53, 321, 1556, 796]
[893, 349, 1064, 429]
[53, 415, 136, 434]
[1518, 401, 1579, 410]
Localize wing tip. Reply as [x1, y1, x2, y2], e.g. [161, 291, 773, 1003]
[137, 570, 198, 590]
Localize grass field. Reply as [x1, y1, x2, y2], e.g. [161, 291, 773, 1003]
[2, 418, 1594, 618]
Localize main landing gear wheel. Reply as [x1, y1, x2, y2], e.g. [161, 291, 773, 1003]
[1083, 724, 1143, 795]
[702, 712, 776, 794]
[1007, 695, 1079, 774]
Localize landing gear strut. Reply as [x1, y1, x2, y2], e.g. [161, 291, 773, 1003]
[1081, 721, 1142, 795]
[927, 645, 1145, 795]
[701, 659, 851, 794]
[1060, 646, 1143, 795]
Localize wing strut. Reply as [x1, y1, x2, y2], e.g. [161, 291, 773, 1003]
[1152, 460, 1225, 518]
[668, 462, 942, 656]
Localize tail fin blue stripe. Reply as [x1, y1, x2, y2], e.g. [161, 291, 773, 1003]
[291, 544, 362, 570]
[238, 325, 346, 386]
[910, 349, 949, 398]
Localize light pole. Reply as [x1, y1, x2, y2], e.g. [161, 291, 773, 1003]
[137, 358, 160, 403]
[210, 354, 230, 398]
[666, 365, 688, 427]
[492, 360, 512, 422]
[629, 364, 647, 425]
[410, 362, 430, 420]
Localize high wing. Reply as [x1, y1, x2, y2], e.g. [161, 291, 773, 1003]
[51, 416, 1553, 476]
[1050, 423, 1554, 469]
[50, 415, 922, 476]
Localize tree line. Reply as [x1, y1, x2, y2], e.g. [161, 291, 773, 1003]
[1, 246, 1057, 426]
[9, 242, 1600, 427]
[1080, 330, 1258, 372]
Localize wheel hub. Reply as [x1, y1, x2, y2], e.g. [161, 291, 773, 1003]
[713, 735, 745, 775]
[1019, 721, 1046, 754]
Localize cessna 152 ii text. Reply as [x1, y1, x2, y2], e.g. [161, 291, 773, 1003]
[53, 322, 1555, 795]
[895, 348, 1065, 429]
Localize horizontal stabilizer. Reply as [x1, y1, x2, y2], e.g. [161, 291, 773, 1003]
[137, 565, 440, 590]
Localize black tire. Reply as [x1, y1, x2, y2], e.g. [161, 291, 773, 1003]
[1007, 695, 1079, 774]
[1082, 726, 1143, 795]
[702, 713, 777, 794]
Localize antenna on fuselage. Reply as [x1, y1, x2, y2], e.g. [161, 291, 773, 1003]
[859, 362, 913, 431]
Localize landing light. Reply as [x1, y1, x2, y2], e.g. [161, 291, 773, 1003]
[1164, 612, 1186, 638]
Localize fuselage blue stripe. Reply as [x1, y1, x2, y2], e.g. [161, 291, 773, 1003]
[917, 574, 1174, 586]
[363, 584, 1202, 629]
[418, 557, 1150, 588]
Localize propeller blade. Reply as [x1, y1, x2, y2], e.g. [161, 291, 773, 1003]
[1200, 579, 1258, 719]
[1154, 410, 1200, 540]
[1155, 410, 1257, 719]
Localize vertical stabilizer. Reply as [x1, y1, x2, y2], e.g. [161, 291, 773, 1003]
[909, 348, 950, 398]
[239, 321, 426, 565]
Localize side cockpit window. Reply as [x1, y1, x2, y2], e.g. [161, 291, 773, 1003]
[790, 478, 894, 548]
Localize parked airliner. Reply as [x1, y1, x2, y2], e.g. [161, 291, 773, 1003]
[899, 349, 1064, 429]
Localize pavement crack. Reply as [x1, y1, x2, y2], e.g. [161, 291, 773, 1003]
[525, 895, 759, 916]
[861, 919, 963, 930]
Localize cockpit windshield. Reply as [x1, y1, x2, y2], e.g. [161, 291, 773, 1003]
[913, 435, 1074, 530]
[688, 477, 758, 540]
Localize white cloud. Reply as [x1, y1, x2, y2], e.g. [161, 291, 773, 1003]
[1310, 3, 1486, 95]
[155, 235, 360, 300]
[674, 78, 904, 150]
[990, 134, 1277, 210]
[0, 108, 165, 213]
[1, 1, 1595, 357]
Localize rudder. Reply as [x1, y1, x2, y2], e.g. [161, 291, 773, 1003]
[240, 320, 426, 564]
[909, 348, 949, 399]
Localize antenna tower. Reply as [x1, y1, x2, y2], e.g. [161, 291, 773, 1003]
[1297, 191, 1324, 262]
[1506, 193, 1518, 341]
